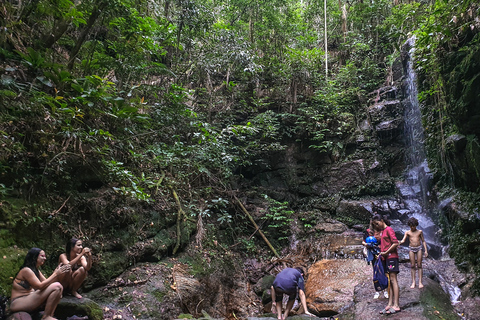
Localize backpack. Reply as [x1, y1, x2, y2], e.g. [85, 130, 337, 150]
[373, 258, 389, 291]
[0, 295, 8, 320]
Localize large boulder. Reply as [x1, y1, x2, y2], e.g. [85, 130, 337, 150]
[305, 259, 370, 317]
[55, 296, 103, 320]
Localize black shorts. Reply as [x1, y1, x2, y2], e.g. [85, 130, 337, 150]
[383, 257, 399, 273]
[273, 287, 297, 302]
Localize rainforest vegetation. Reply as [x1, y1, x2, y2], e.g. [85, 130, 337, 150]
[1, 0, 480, 317]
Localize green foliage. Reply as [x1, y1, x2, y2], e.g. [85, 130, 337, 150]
[103, 160, 152, 201]
[0, 246, 28, 296]
[261, 195, 294, 242]
[15, 48, 46, 71]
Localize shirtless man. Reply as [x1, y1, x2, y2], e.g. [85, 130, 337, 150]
[399, 217, 428, 288]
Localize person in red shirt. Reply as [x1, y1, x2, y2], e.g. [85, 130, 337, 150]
[372, 214, 401, 314]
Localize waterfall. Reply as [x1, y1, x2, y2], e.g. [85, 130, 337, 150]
[399, 36, 440, 256]
[403, 36, 430, 210]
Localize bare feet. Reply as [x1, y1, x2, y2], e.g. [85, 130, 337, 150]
[72, 291, 83, 299]
[419, 283, 424, 289]
[410, 283, 415, 288]
[42, 316, 58, 320]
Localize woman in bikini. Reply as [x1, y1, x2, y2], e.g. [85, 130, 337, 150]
[10, 247, 71, 320]
[58, 238, 92, 299]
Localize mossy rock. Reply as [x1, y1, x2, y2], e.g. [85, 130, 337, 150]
[88, 250, 128, 287]
[55, 296, 103, 320]
[420, 279, 460, 320]
[254, 274, 275, 304]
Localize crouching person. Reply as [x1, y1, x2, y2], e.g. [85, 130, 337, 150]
[270, 267, 314, 320]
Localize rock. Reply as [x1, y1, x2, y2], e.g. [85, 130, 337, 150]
[55, 296, 103, 320]
[313, 221, 347, 233]
[6, 312, 35, 320]
[305, 259, 371, 317]
[446, 133, 467, 154]
[336, 200, 372, 222]
[347, 262, 461, 319]
[253, 275, 275, 304]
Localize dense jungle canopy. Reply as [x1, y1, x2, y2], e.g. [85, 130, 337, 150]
[1, 0, 480, 318]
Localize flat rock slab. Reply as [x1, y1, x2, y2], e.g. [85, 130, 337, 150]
[349, 261, 460, 320]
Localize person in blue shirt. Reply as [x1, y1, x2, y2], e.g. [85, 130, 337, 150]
[270, 267, 314, 319]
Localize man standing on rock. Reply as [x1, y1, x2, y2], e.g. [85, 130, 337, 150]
[271, 267, 314, 319]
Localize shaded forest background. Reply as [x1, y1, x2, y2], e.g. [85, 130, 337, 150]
[1, 0, 480, 308]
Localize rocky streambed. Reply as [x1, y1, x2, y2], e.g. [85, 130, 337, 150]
[72, 230, 480, 320]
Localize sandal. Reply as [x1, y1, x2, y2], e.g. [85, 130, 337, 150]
[386, 307, 401, 314]
[379, 307, 390, 314]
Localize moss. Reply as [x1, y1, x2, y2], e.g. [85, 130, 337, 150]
[0, 246, 27, 296]
[152, 288, 167, 302]
[420, 280, 461, 320]
[92, 250, 128, 286]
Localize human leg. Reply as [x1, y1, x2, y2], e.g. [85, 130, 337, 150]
[271, 286, 283, 320]
[10, 282, 63, 317]
[283, 298, 295, 320]
[409, 250, 416, 288]
[71, 267, 87, 298]
[417, 251, 424, 288]
[57, 268, 72, 293]
[42, 282, 63, 319]
[389, 273, 400, 311]
[386, 258, 400, 312]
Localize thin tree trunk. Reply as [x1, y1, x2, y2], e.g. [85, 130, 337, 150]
[324, 0, 328, 79]
[234, 195, 280, 258]
[67, 5, 104, 70]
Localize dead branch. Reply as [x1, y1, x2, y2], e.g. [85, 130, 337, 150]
[49, 196, 70, 216]
[233, 195, 280, 258]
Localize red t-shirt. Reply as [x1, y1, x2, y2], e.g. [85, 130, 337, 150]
[380, 226, 399, 259]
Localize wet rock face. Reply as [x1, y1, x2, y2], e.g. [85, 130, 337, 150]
[305, 259, 370, 317]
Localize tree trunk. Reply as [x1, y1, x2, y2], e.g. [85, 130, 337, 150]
[67, 5, 104, 70]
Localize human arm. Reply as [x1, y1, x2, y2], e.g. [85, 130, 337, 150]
[420, 231, 428, 258]
[60, 247, 92, 271]
[298, 289, 314, 316]
[380, 227, 399, 257]
[80, 247, 92, 271]
[20, 265, 69, 291]
[399, 231, 409, 245]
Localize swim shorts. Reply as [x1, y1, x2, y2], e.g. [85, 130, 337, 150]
[383, 257, 400, 273]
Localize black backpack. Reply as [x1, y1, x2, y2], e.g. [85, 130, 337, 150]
[0, 296, 8, 320]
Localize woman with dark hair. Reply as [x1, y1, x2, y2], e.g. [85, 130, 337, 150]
[58, 238, 92, 299]
[371, 214, 401, 314]
[10, 248, 71, 320]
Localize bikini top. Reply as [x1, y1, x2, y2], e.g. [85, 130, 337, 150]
[14, 278, 32, 290]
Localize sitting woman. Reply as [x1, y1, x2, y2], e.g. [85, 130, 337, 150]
[58, 238, 92, 299]
[10, 247, 71, 320]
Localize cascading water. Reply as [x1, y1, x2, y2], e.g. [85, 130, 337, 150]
[399, 36, 438, 249]
[400, 37, 461, 304]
